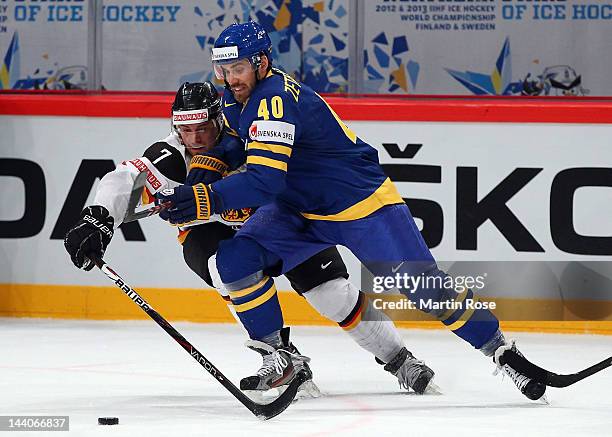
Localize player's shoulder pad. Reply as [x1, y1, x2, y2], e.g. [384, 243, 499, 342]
[252, 70, 293, 101]
[269, 68, 301, 103]
[216, 133, 246, 170]
[143, 141, 187, 183]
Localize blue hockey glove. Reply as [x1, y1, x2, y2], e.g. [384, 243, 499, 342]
[186, 154, 228, 185]
[156, 183, 215, 226]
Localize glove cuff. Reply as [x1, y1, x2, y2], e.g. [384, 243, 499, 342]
[193, 183, 213, 220]
[80, 205, 114, 239]
[189, 155, 229, 176]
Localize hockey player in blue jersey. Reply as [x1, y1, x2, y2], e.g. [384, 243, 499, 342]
[157, 21, 546, 401]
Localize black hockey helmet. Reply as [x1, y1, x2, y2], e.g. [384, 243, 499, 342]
[171, 82, 224, 140]
[172, 81, 221, 115]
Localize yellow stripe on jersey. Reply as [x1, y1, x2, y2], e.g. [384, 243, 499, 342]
[247, 155, 288, 172]
[447, 298, 480, 331]
[439, 290, 471, 323]
[316, 92, 357, 144]
[247, 141, 293, 157]
[302, 178, 404, 221]
[228, 277, 270, 299]
[233, 285, 278, 313]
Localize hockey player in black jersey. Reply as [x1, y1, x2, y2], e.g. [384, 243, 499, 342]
[64, 81, 431, 397]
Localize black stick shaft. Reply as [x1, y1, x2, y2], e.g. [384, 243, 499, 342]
[90, 255, 302, 419]
[504, 349, 612, 388]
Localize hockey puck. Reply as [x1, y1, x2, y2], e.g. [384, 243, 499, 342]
[98, 417, 119, 425]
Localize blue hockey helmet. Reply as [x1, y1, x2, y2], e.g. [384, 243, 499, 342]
[211, 21, 272, 79]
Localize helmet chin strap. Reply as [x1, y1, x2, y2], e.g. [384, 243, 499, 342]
[252, 53, 263, 84]
[213, 115, 224, 143]
[254, 53, 273, 83]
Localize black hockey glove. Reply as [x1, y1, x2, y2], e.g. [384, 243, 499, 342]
[64, 205, 114, 271]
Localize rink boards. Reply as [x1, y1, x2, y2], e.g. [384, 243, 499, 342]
[1, 95, 612, 333]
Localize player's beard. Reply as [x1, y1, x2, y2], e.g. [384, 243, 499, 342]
[230, 82, 253, 103]
[231, 88, 247, 103]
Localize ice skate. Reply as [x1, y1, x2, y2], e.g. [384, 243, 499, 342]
[241, 328, 320, 400]
[493, 340, 547, 402]
[383, 347, 437, 394]
[279, 328, 321, 399]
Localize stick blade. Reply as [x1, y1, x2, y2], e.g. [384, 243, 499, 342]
[123, 171, 148, 223]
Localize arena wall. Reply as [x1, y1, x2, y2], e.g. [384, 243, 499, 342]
[1, 94, 611, 334]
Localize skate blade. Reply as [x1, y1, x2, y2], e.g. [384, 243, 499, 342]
[536, 393, 550, 405]
[422, 380, 443, 395]
[244, 380, 322, 404]
[295, 380, 322, 400]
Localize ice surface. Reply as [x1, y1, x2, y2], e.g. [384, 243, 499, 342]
[1, 319, 610, 436]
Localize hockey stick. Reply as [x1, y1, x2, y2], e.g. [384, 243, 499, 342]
[123, 171, 172, 223]
[500, 350, 612, 388]
[90, 254, 307, 420]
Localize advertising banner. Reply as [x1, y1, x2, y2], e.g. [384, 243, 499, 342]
[0, 0, 349, 92]
[363, 0, 612, 95]
[0, 0, 89, 90]
[3, 0, 610, 95]
[2, 114, 611, 300]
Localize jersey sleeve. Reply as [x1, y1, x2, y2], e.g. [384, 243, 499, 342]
[93, 142, 186, 227]
[210, 92, 300, 211]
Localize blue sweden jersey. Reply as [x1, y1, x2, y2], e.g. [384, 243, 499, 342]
[211, 68, 500, 350]
[207, 130, 246, 173]
[211, 68, 404, 220]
